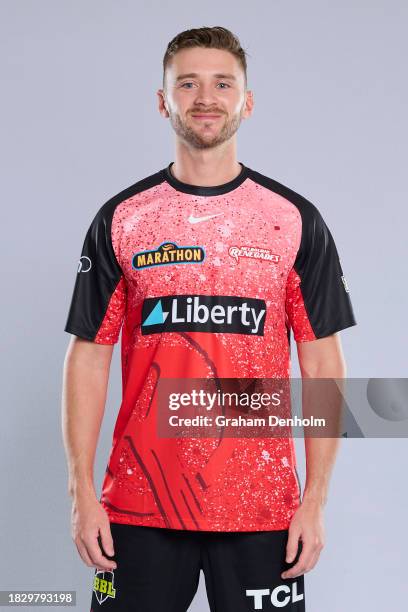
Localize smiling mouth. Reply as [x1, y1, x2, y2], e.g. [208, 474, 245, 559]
[191, 114, 222, 120]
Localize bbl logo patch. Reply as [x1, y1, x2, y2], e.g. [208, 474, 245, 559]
[132, 241, 205, 270]
[93, 569, 116, 604]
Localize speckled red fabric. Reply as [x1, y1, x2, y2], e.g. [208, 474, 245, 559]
[65, 163, 356, 531]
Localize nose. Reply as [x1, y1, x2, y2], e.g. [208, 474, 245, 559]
[193, 83, 218, 107]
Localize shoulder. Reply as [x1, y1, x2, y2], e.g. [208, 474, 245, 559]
[246, 167, 325, 228]
[91, 168, 166, 224]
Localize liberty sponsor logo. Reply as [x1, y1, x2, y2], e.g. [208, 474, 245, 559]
[93, 569, 116, 604]
[77, 255, 92, 273]
[141, 294, 267, 336]
[229, 245, 281, 264]
[341, 275, 350, 293]
[188, 212, 224, 224]
[132, 242, 205, 270]
[246, 581, 304, 609]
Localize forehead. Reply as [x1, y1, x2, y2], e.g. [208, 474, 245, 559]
[166, 47, 244, 81]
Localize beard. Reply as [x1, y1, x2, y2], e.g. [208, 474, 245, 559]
[168, 107, 244, 150]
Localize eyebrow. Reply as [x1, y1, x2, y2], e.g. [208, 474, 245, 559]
[175, 72, 237, 82]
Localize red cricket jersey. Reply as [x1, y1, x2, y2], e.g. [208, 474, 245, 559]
[64, 162, 356, 531]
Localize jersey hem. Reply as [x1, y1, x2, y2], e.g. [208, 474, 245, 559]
[102, 507, 293, 532]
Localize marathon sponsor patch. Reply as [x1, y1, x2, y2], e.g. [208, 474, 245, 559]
[132, 242, 205, 270]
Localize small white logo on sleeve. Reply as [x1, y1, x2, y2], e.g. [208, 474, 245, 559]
[341, 275, 350, 293]
[78, 256, 92, 273]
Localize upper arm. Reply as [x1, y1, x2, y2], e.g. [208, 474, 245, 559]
[64, 202, 127, 345]
[295, 333, 346, 377]
[285, 203, 356, 343]
[66, 335, 115, 370]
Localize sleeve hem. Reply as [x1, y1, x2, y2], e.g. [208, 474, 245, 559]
[64, 325, 117, 345]
[295, 319, 357, 343]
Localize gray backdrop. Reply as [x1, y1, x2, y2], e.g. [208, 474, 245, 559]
[1, 1, 407, 610]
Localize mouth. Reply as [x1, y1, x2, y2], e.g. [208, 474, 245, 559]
[190, 113, 223, 120]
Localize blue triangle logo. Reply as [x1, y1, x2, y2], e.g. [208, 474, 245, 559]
[142, 300, 164, 326]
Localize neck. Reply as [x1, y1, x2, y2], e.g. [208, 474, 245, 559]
[172, 139, 241, 186]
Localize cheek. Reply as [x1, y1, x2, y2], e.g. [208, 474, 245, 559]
[166, 91, 184, 113]
[171, 95, 192, 116]
[228, 100, 245, 116]
[224, 92, 245, 114]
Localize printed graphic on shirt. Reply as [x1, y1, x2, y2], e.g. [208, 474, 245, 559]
[229, 245, 281, 264]
[78, 255, 92, 273]
[141, 294, 267, 335]
[132, 241, 205, 270]
[64, 162, 356, 532]
[341, 274, 350, 293]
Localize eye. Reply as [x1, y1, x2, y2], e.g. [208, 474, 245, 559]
[180, 82, 195, 88]
[217, 82, 230, 89]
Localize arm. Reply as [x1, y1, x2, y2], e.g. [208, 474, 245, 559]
[282, 333, 346, 579]
[61, 336, 117, 571]
[299, 333, 346, 506]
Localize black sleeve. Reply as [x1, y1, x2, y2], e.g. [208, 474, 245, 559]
[286, 203, 357, 341]
[64, 202, 127, 344]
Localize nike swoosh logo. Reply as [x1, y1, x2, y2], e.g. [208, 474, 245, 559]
[188, 213, 224, 224]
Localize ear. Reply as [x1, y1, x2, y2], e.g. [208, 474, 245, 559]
[157, 89, 169, 118]
[242, 89, 254, 120]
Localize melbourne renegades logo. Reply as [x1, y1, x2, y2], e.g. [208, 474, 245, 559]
[229, 245, 281, 264]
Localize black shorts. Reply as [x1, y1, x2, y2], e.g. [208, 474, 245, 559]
[90, 523, 305, 611]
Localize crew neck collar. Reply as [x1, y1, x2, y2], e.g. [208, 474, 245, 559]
[162, 162, 249, 196]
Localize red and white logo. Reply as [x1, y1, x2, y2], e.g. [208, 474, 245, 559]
[229, 245, 281, 264]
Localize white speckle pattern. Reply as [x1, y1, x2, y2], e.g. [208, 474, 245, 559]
[96, 171, 311, 531]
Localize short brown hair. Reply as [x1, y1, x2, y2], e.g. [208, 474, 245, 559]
[163, 26, 248, 87]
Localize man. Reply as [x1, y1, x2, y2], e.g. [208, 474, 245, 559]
[62, 26, 356, 612]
